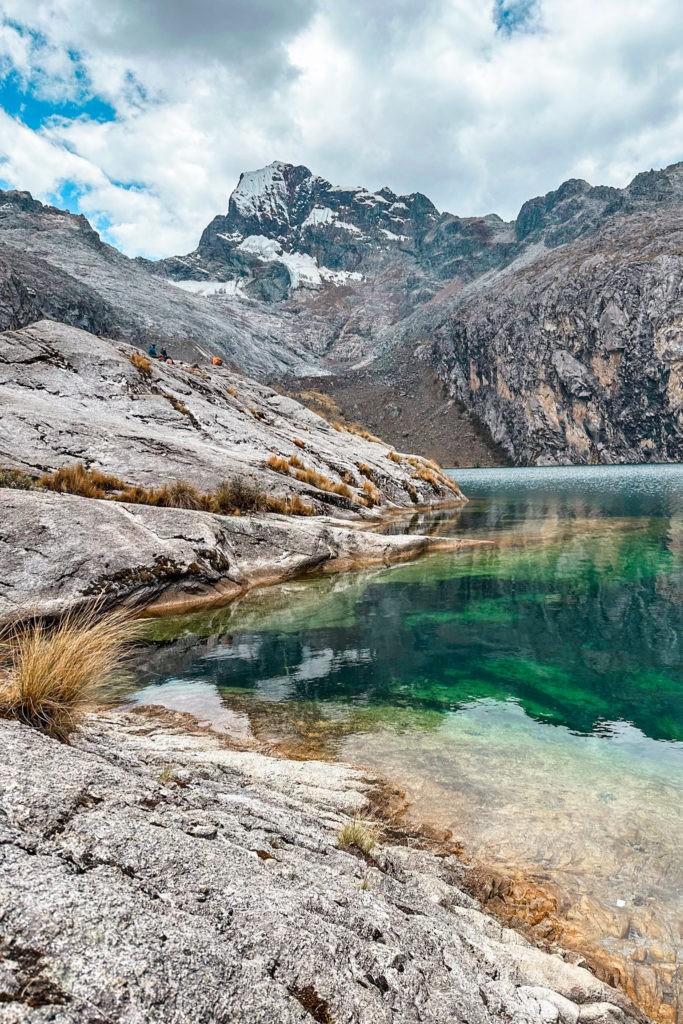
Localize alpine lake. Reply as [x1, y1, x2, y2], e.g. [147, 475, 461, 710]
[126, 464, 683, 1023]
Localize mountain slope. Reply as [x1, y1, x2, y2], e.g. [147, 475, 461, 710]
[0, 190, 321, 375]
[0, 319, 460, 514]
[1, 160, 682, 465]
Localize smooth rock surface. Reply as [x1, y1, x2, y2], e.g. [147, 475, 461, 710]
[0, 488, 470, 622]
[0, 711, 649, 1023]
[0, 319, 459, 512]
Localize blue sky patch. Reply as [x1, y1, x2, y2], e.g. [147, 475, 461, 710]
[493, 0, 540, 36]
[0, 69, 116, 130]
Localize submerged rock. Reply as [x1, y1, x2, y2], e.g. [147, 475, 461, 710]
[0, 711, 649, 1023]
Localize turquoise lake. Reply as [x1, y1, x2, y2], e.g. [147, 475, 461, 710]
[129, 464, 683, 1020]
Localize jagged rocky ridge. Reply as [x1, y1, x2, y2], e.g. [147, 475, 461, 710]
[1, 161, 682, 464]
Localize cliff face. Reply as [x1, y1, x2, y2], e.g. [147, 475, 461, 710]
[429, 209, 683, 464]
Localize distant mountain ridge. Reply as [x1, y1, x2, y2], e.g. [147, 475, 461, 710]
[1, 158, 682, 466]
[155, 158, 683, 303]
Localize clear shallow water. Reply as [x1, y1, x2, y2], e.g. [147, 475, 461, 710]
[129, 465, 683, 1021]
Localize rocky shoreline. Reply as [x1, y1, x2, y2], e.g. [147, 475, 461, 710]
[0, 706, 648, 1023]
[0, 488, 480, 623]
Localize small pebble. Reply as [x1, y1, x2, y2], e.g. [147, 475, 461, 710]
[186, 824, 218, 840]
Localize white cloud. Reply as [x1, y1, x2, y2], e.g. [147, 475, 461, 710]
[0, 0, 682, 256]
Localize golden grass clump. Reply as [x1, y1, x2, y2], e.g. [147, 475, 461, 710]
[413, 466, 440, 488]
[248, 405, 266, 421]
[296, 389, 340, 416]
[291, 464, 353, 499]
[357, 463, 375, 481]
[338, 818, 378, 855]
[346, 424, 382, 444]
[40, 463, 126, 500]
[162, 480, 209, 510]
[408, 456, 460, 495]
[213, 477, 265, 514]
[226, 385, 238, 398]
[293, 437, 306, 449]
[288, 452, 305, 469]
[266, 454, 291, 475]
[386, 451, 402, 464]
[19, 460, 322, 518]
[130, 351, 152, 376]
[0, 607, 139, 741]
[265, 493, 316, 516]
[361, 478, 381, 507]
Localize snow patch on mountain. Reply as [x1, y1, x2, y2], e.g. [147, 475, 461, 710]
[302, 206, 336, 227]
[170, 279, 246, 298]
[236, 234, 362, 289]
[380, 228, 409, 242]
[236, 235, 283, 260]
[335, 221, 363, 235]
[319, 267, 363, 285]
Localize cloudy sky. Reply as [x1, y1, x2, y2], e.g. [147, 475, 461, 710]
[1, 0, 682, 257]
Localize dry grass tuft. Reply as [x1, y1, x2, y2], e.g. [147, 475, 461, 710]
[225, 385, 238, 398]
[288, 453, 304, 469]
[265, 493, 316, 516]
[412, 466, 440, 490]
[0, 607, 139, 741]
[357, 463, 375, 481]
[214, 477, 265, 514]
[293, 437, 306, 449]
[266, 455, 291, 475]
[291, 465, 353, 498]
[40, 463, 126, 500]
[296, 389, 340, 416]
[338, 818, 379, 855]
[163, 480, 208, 510]
[361, 478, 381, 507]
[26, 461, 323, 518]
[386, 451, 402, 464]
[248, 405, 266, 421]
[130, 351, 152, 376]
[407, 456, 460, 495]
[346, 424, 383, 444]
[330, 421, 344, 432]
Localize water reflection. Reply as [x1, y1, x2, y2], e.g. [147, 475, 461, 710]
[136, 507, 682, 744]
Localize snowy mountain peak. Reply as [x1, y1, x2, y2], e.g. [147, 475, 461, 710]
[228, 161, 323, 234]
[162, 161, 443, 303]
